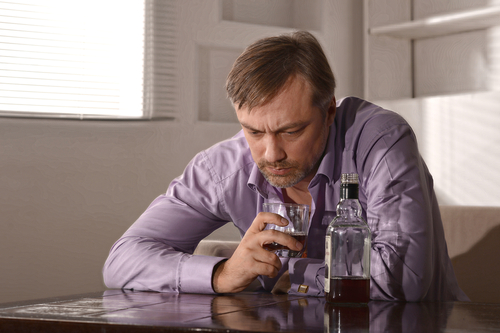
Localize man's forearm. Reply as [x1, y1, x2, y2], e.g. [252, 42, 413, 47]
[103, 236, 223, 294]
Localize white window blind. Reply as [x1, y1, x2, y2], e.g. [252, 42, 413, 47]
[0, 0, 176, 119]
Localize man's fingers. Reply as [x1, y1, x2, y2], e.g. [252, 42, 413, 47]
[260, 229, 304, 252]
[258, 262, 280, 278]
[247, 212, 288, 234]
[248, 250, 282, 278]
[213, 210, 301, 292]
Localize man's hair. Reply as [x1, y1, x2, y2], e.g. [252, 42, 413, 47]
[226, 31, 336, 114]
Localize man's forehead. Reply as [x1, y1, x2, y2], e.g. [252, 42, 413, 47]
[234, 75, 312, 114]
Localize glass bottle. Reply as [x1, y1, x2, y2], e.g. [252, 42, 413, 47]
[325, 173, 371, 304]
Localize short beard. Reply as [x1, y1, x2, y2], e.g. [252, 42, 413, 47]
[257, 147, 324, 189]
[257, 160, 305, 188]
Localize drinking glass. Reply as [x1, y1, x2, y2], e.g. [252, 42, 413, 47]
[262, 203, 310, 258]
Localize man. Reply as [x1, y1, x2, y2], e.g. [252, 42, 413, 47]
[103, 31, 468, 301]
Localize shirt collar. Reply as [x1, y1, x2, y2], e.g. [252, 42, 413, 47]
[247, 163, 270, 198]
[309, 124, 337, 187]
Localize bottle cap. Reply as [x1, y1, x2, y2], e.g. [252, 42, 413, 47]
[341, 173, 358, 184]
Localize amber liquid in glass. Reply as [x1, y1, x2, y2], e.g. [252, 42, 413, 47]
[263, 233, 306, 257]
[326, 278, 370, 304]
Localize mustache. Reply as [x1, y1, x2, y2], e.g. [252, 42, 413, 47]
[257, 160, 298, 169]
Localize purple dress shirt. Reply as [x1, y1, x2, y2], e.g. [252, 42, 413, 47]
[103, 97, 469, 301]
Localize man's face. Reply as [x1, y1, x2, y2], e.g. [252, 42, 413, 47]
[236, 76, 335, 189]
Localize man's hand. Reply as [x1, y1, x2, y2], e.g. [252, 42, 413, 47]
[212, 212, 303, 293]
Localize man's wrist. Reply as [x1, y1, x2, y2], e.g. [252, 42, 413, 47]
[212, 259, 228, 293]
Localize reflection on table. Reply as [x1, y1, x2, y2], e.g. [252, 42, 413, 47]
[0, 290, 499, 332]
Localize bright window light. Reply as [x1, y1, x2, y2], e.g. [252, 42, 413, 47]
[0, 0, 145, 118]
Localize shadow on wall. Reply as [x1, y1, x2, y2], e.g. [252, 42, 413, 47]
[451, 224, 500, 304]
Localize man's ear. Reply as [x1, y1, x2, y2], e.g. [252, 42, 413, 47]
[326, 97, 336, 126]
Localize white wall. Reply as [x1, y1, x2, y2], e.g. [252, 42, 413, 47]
[366, 1, 500, 206]
[376, 91, 500, 207]
[0, 119, 240, 303]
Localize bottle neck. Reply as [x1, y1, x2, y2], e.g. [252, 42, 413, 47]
[340, 183, 359, 200]
[337, 183, 363, 219]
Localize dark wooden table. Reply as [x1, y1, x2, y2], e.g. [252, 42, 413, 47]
[0, 290, 499, 332]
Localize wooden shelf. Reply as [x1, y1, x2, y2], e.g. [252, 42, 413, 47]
[369, 6, 500, 39]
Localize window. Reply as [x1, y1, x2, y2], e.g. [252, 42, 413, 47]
[0, 0, 175, 119]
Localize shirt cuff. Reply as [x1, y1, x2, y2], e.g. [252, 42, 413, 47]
[288, 258, 325, 297]
[179, 254, 226, 294]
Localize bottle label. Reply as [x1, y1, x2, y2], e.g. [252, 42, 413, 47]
[324, 235, 331, 293]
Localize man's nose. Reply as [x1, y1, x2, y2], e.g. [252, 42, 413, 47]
[264, 136, 286, 163]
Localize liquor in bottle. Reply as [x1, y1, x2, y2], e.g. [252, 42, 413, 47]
[325, 173, 371, 304]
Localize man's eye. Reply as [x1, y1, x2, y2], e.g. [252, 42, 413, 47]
[285, 129, 302, 136]
[249, 130, 262, 136]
